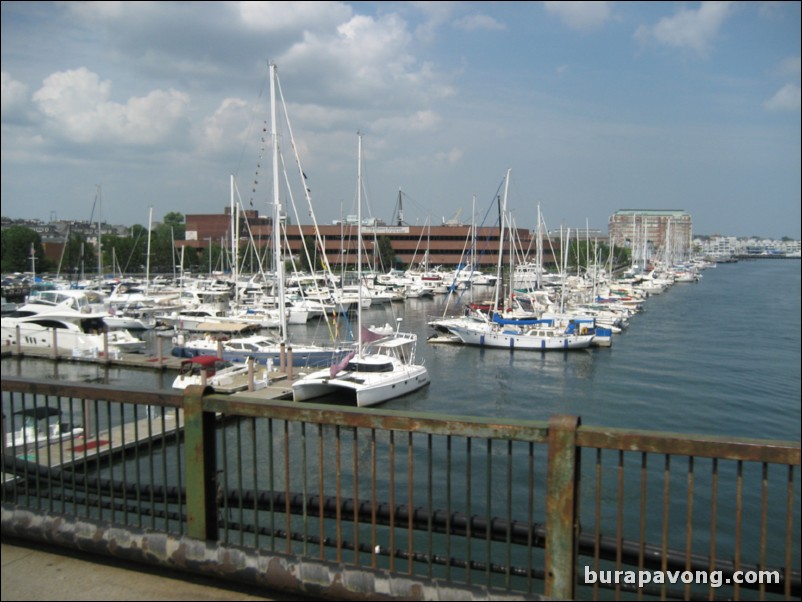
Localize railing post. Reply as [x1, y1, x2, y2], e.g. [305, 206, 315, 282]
[545, 414, 581, 600]
[184, 385, 218, 541]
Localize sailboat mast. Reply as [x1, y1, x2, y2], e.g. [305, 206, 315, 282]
[357, 132, 363, 354]
[96, 185, 103, 278]
[270, 62, 287, 343]
[493, 169, 511, 316]
[231, 174, 238, 305]
[145, 206, 153, 294]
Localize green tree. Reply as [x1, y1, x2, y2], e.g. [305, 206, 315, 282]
[163, 212, 186, 240]
[375, 236, 397, 272]
[1, 226, 52, 273]
[58, 231, 96, 279]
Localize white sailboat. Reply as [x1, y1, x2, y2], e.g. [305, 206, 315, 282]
[430, 170, 595, 351]
[292, 132, 430, 406]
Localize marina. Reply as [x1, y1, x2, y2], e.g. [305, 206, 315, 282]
[2, 259, 800, 441]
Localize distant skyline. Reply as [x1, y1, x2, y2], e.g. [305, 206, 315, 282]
[2, 2, 800, 239]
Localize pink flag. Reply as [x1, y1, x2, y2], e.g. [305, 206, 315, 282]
[330, 351, 356, 379]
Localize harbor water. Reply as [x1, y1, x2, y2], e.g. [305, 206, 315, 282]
[4, 259, 799, 443]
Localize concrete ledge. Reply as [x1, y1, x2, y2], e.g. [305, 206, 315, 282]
[2, 506, 543, 601]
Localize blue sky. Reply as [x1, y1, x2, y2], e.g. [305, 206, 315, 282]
[2, 1, 800, 239]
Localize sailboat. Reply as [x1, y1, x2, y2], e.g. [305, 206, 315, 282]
[431, 170, 596, 351]
[292, 133, 430, 407]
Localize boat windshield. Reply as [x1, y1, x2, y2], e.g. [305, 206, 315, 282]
[346, 360, 394, 373]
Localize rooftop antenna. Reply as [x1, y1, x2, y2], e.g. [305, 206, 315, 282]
[393, 188, 405, 226]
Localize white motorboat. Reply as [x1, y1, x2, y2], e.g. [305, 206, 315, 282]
[171, 355, 268, 393]
[1, 294, 146, 356]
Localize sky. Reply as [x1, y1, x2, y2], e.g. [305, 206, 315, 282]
[1, 1, 800, 240]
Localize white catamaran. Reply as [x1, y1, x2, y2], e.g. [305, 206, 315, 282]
[292, 132, 430, 406]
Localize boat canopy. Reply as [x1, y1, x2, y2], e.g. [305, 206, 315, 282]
[491, 315, 553, 327]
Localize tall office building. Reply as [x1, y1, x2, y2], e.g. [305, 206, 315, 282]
[608, 210, 693, 262]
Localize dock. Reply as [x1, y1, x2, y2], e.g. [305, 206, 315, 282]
[2, 343, 296, 400]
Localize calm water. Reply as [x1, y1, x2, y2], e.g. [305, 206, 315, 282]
[3, 259, 800, 442]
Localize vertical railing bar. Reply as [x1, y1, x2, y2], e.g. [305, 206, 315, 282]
[354, 427, 361, 567]
[446, 434, 452, 583]
[335, 424, 342, 563]
[28, 391, 37, 508]
[300, 421, 307, 557]
[427, 433, 434, 579]
[71, 395, 80, 514]
[784, 465, 794, 600]
[407, 431, 414, 576]
[317, 423, 324, 561]
[43, 393, 53, 514]
[175, 405, 184, 536]
[107, 399, 115, 526]
[389, 429, 396, 574]
[661, 454, 671, 601]
[734, 460, 742, 602]
[268, 417, 275, 551]
[236, 416, 245, 546]
[708, 458, 718, 602]
[505, 439, 513, 589]
[685, 455, 694, 601]
[95, 397, 103, 520]
[60, 395, 70, 516]
[161, 408, 170, 533]
[220, 415, 230, 543]
[526, 440, 534, 594]
[82, 396, 91, 519]
[485, 438, 492, 587]
[616, 449, 624, 600]
[119, 402, 128, 526]
[466, 437, 473, 586]
[251, 416, 259, 549]
[370, 428, 377, 570]
[594, 448, 602, 601]
[146, 401, 156, 530]
[284, 419, 291, 555]
[638, 452, 647, 602]
[133, 402, 142, 529]
[759, 462, 768, 600]
[31, 391, 42, 510]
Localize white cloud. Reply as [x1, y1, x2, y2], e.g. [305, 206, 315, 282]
[764, 83, 801, 111]
[454, 14, 505, 32]
[544, 1, 612, 32]
[278, 12, 445, 108]
[434, 147, 463, 166]
[373, 110, 442, 134]
[199, 97, 252, 154]
[775, 56, 801, 78]
[635, 1, 733, 56]
[1, 72, 29, 117]
[32, 68, 189, 145]
[237, 1, 352, 32]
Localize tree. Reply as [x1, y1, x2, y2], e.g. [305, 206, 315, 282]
[1, 226, 52, 273]
[163, 212, 186, 240]
[375, 236, 397, 272]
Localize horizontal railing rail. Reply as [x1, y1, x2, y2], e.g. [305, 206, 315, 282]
[2, 377, 800, 600]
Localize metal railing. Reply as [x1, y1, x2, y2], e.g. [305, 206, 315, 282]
[2, 377, 800, 600]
